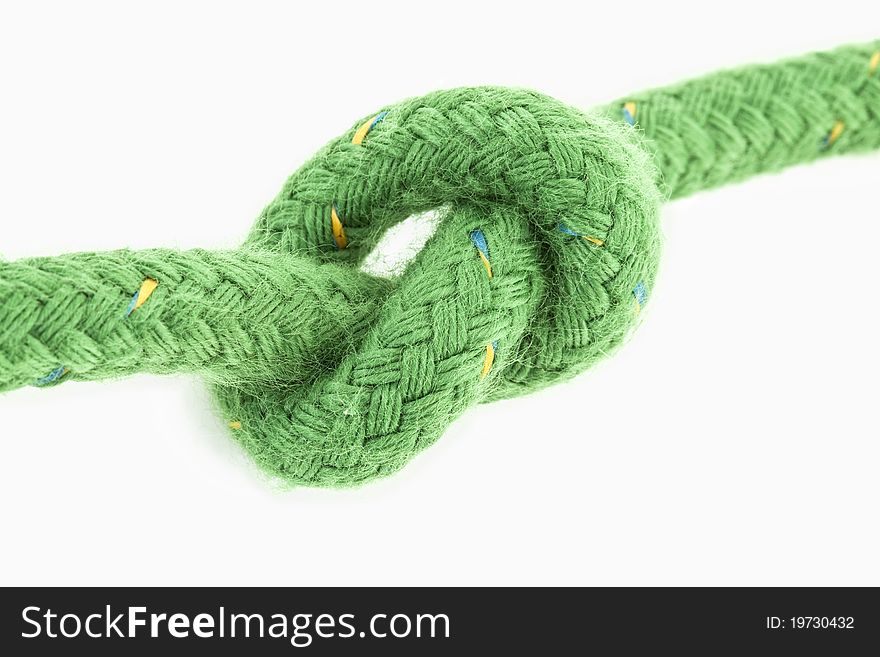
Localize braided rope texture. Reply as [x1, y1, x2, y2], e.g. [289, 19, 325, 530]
[603, 41, 880, 197]
[1, 41, 877, 486]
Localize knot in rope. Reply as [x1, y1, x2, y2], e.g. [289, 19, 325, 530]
[221, 87, 662, 485]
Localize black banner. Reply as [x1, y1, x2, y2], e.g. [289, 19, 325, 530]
[1, 587, 877, 654]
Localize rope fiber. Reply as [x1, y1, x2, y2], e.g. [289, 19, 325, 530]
[1, 41, 878, 486]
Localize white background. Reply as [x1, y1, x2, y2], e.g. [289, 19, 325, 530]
[1, 1, 878, 586]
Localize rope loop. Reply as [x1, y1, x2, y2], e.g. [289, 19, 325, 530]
[224, 87, 663, 485]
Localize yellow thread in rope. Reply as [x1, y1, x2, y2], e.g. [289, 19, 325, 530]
[469, 229, 493, 278]
[869, 51, 880, 77]
[125, 278, 158, 317]
[351, 111, 388, 145]
[330, 205, 348, 250]
[823, 120, 845, 149]
[228, 420, 242, 430]
[477, 252, 492, 277]
[622, 101, 637, 126]
[558, 223, 604, 246]
[480, 341, 497, 379]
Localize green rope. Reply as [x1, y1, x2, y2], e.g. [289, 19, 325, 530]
[2, 41, 878, 486]
[601, 42, 880, 197]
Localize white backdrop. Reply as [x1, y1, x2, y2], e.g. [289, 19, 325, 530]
[1, 1, 878, 586]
